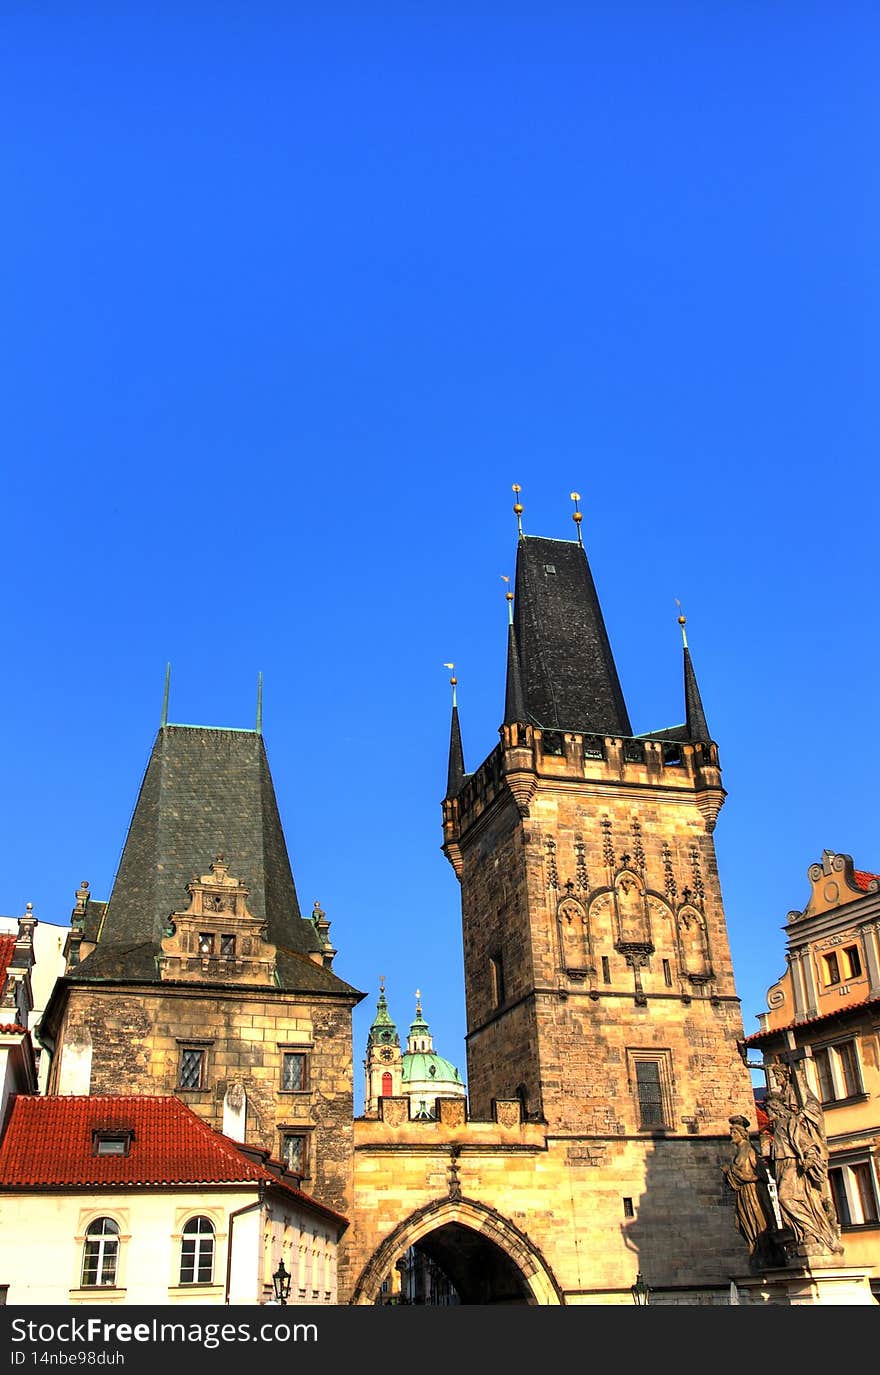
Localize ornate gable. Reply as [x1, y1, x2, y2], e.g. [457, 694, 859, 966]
[159, 854, 277, 986]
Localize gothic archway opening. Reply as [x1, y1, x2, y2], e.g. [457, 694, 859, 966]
[381, 1225, 532, 1305]
[353, 1198, 562, 1306]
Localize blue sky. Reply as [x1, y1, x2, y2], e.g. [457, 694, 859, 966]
[1, 4, 876, 1108]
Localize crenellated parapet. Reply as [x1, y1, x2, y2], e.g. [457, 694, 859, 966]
[443, 725, 725, 875]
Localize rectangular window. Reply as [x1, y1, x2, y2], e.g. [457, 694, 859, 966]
[853, 1162, 879, 1223]
[179, 1047, 206, 1090]
[627, 1049, 673, 1131]
[822, 951, 841, 986]
[843, 944, 862, 978]
[814, 1047, 834, 1102]
[829, 1157, 880, 1226]
[635, 1060, 664, 1127]
[829, 1167, 851, 1226]
[814, 1038, 863, 1103]
[838, 1040, 861, 1097]
[198, 932, 215, 956]
[93, 1133, 131, 1157]
[281, 1051, 308, 1092]
[280, 1133, 307, 1175]
[220, 934, 236, 957]
[622, 1197, 634, 1218]
[601, 955, 611, 984]
[490, 954, 505, 1009]
[662, 958, 672, 987]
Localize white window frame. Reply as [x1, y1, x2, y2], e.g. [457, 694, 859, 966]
[179, 1215, 215, 1285]
[829, 1155, 880, 1227]
[810, 1037, 864, 1104]
[81, 1217, 120, 1288]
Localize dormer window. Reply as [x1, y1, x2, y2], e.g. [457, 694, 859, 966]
[198, 933, 215, 955]
[220, 934, 236, 957]
[93, 1130, 133, 1157]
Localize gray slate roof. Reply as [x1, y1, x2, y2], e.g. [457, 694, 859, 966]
[71, 725, 361, 998]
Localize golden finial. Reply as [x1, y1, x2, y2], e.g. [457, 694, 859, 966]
[415, 988, 422, 1015]
[379, 974, 385, 993]
[443, 663, 457, 707]
[512, 483, 524, 538]
[570, 491, 583, 546]
[675, 598, 688, 649]
[501, 574, 514, 624]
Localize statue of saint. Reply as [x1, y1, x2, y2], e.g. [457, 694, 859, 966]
[723, 1115, 784, 1269]
[763, 1063, 843, 1259]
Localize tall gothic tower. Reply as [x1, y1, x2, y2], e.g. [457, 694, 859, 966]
[40, 721, 365, 1220]
[442, 500, 754, 1140]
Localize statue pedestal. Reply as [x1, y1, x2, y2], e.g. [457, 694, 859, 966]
[732, 1262, 875, 1305]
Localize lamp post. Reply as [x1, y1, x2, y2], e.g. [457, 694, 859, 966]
[631, 1271, 650, 1306]
[273, 1259, 291, 1305]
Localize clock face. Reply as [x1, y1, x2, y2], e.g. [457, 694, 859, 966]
[380, 1048, 394, 1063]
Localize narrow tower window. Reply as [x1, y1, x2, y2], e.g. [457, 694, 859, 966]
[490, 953, 505, 1008]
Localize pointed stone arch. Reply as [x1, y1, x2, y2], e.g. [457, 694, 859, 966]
[349, 1196, 564, 1305]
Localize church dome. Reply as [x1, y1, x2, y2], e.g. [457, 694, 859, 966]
[402, 1052, 463, 1087]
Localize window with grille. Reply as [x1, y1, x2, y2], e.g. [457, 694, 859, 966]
[280, 1133, 307, 1174]
[179, 1047, 206, 1090]
[179, 1216, 215, 1285]
[220, 934, 236, 957]
[81, 1218, 119, 1288]
[635, 1061, 664, 1127]
[281, 1051, 308, 1092]
[627, 1050, 672, 1130]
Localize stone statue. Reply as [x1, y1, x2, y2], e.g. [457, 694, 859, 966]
[763, 1062, 843, 1259]
[723, 1115, 784, 1269]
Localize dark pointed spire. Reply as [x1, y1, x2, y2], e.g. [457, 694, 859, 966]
[677, 604, 711, 743]
[444, 666, 466, 798]
[502, 576, 528, 725]
[511, 516, 632, 736]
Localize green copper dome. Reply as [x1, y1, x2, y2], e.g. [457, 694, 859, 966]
[402, 1053, 463, 1085]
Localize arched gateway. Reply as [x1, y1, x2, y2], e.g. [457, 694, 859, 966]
[350, 1197, 563, 1305]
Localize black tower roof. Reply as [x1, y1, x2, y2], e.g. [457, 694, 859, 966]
[511, 535, 632, 736]
[71, 724, 360, 997]
[683, 645, 711, 743]
[445, 704, 466, 799]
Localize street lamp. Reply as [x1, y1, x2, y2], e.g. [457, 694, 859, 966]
[272, 1259, 291, 1305]
[631, 1271, 650, 1306]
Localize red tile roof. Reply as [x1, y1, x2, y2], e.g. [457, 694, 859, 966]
[0, 936, 16, 988]
[0, 1095, 346, 1225]
[854, 870, 879, 892]
[0, 1024, 29, 1036]
[743, 994, 880, 1044]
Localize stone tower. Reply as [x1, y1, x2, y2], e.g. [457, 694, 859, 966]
[442, 508, 755, 1140]
[40, 721, 365, 1220]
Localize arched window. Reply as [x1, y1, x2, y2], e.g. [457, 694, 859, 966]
[81, 1217, 119, 1288]
[180, 1215, 215, 1285]
[381, 1071, 392, 1096]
